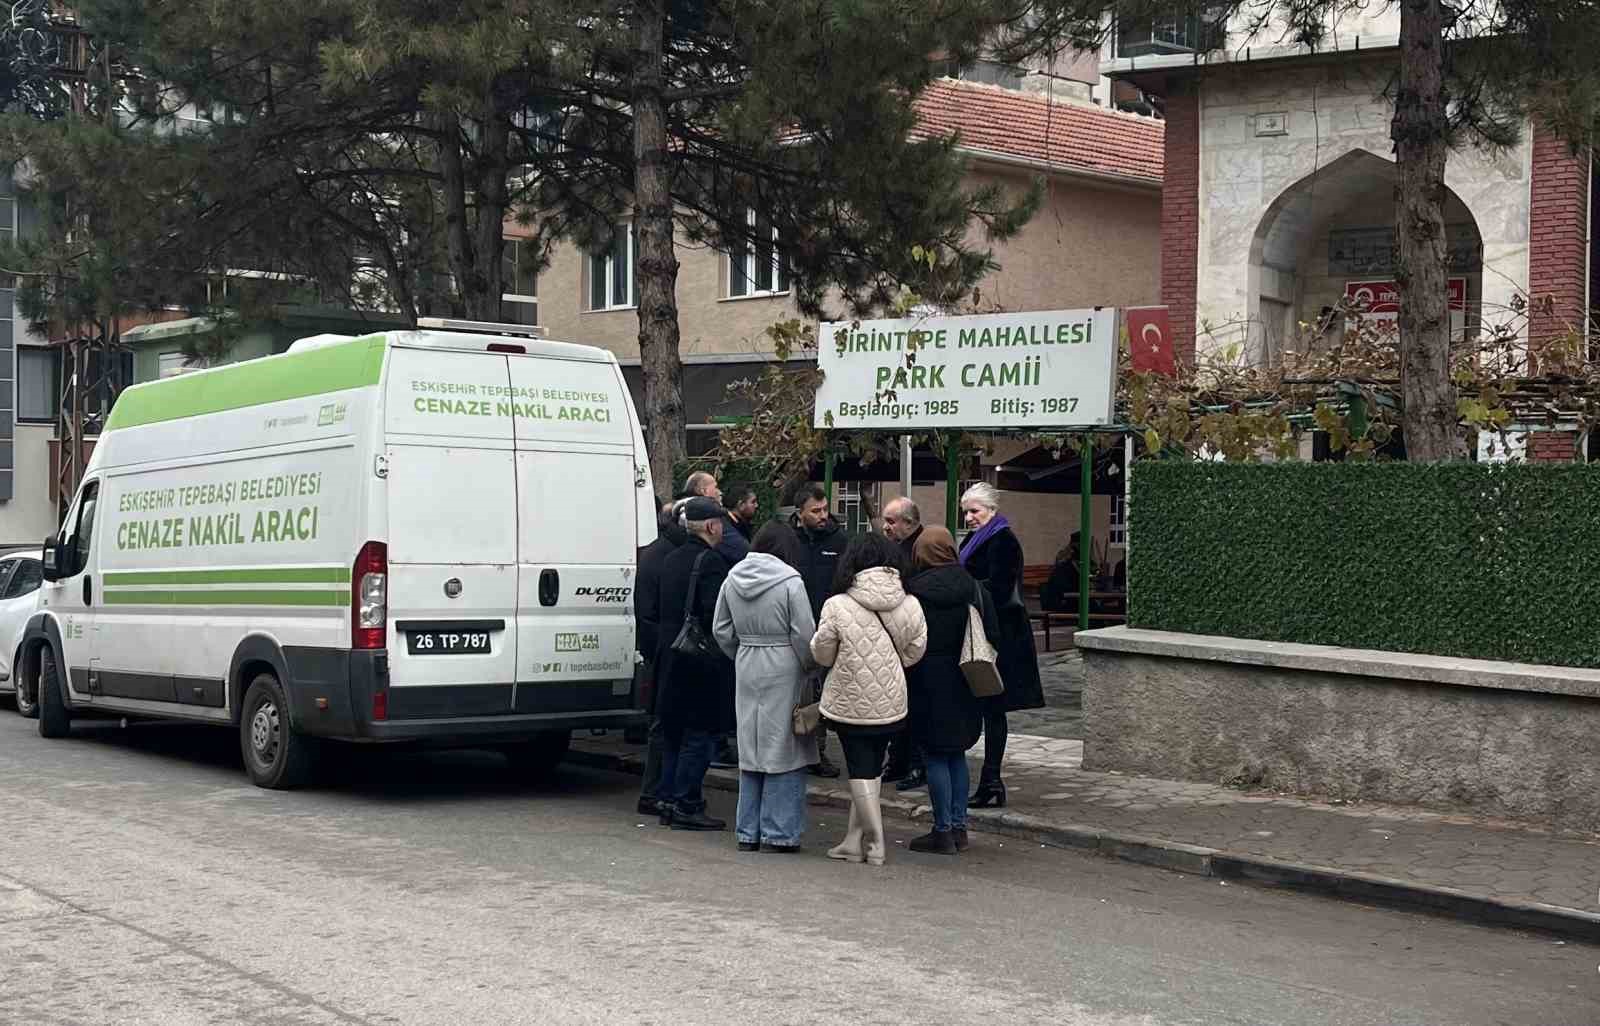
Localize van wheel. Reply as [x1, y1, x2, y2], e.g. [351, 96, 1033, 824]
[240, 674, 317, 790]
[36, 646, 70, 738]
[13, 648, 38, 720]
[502, 730, 571, 780]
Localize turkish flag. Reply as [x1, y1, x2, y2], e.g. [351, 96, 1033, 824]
[1126, 306, 1176, 377]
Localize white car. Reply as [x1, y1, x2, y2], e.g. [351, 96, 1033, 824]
[0, 551, 44, 718]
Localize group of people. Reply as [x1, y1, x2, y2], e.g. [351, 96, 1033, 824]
[635, 474, 1042, 864]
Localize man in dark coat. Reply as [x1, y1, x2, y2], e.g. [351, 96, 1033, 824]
[652, 497, 736, 830]
[880, 496, 927, 789]
[791, 485, 849, 778]
[685, 469, 749, 566]
[633, 495, 685, 814]
[724, 483, 758, 542]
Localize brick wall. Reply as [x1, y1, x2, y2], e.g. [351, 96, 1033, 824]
[1528, 123, 1590, 347]
[1161, 83, 1200, 365]
[1527, 430, 1579, 463]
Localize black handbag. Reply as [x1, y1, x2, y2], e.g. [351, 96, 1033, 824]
[670, 552, 722, 660]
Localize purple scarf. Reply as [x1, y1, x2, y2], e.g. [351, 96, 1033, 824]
[959, 513, 1010, 567]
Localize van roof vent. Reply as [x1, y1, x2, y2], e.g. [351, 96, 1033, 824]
[415, 317, 548, 339]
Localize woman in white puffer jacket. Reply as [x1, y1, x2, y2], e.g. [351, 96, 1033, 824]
[811, 533, 927, 866]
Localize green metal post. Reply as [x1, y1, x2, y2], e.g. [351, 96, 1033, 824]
[1079, 435, 1092, 631]
[945, 435, 960, 531]
[823, 447, 835, 507]
[1347, 391, 1368, 444]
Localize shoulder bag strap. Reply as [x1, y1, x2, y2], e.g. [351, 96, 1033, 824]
[683, 551, 708, 623]
[873, 609, 903, 668]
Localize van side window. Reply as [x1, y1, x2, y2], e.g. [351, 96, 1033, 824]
[69, 482, 99, 575]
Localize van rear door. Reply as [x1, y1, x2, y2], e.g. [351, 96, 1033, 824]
[382, 347, 519, 715]
[506, 355, 641, 713]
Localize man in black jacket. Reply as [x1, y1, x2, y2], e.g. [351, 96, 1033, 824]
[792, 485, 848, 778]
[652, 497, 736, 830]
[880, 496, 927, 789]
[633, 495, 684, 814]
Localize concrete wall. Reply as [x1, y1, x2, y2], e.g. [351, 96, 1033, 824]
[2, 424, 58, 546]
[1195, 58, 1531, 358]
[1079, 629, 1600, 832]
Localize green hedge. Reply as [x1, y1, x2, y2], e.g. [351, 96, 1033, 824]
[1129, 461, 1600, 669]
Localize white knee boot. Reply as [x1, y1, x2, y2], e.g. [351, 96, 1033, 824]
[862, 777, 886, 866]
[828, 780, 870, 863]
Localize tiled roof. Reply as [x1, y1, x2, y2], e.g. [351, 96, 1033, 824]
[912, 78, 1164, 185]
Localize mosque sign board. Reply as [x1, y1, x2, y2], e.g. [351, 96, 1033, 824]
[813, 309, 1118, 430]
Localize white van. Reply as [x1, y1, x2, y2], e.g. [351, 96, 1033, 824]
[25, 324, 655, 788]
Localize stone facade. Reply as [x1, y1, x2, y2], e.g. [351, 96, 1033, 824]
[1078, 628, 1600, 832]
[1193, 57, 1532, 360]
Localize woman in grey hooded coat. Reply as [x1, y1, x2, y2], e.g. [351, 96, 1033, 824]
[713, 522, 819, 852]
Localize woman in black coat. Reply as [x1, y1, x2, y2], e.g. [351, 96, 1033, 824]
[957, 483, 1043, 808]
[652, 500, 737, 831]
[904, 527, 997, 855]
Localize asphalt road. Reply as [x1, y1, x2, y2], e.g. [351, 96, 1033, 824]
[0, 705, 1594, 1026]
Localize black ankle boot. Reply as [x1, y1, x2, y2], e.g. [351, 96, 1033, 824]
[909, 828, 957, 854]
[970, 777, 1007, 808]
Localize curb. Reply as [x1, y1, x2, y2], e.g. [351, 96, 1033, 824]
[567, 745, 1600, 942]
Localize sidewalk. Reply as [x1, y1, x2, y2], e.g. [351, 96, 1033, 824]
[573, 651, 1600, 940]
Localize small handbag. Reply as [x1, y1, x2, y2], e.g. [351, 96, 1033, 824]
[961, 581, 1005, 698]
[791, 701, 822, 736]
[670, 552, 722, 660]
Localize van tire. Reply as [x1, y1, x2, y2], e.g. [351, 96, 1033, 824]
[37, 646, 70, 739]
[240, 674, 317, 790]
[13, 648, 38, 719]
[502, 730, 571, 780]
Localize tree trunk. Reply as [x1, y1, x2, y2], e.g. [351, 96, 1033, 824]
[469, 89, 512, 322]
[632, 0, 687, 494]
[1391, 0, 1460, 461]
[437, 114, 472, 320]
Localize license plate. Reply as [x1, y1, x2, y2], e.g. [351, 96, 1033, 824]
[405, 630, 492, 656]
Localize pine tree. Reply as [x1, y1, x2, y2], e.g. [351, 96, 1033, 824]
[11, 0, 1050, 487]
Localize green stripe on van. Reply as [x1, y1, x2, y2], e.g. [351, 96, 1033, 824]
[104, 333, 389, 432]
[103, 567, 351, 586]
[102, 589, 348, 607]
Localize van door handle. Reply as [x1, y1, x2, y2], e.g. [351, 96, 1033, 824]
[538, 569, 559, 607]
[83, 575, 92, 607]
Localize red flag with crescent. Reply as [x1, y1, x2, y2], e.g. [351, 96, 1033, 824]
[1126, 306, 1175, 377]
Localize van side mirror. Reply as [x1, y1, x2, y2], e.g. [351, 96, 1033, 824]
[41, 536, 61, 582]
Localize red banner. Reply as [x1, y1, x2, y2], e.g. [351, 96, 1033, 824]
[1126, 306, 1175, 377]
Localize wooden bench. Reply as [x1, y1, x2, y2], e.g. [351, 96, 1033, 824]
[1020, 563, 1125, 651]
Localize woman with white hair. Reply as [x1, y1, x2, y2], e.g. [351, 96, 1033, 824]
[957, 482, 1043, 808]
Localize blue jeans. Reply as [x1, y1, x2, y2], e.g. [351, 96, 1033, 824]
[658, 727, 718, 815]
[736, 769, 809, 845]
[924, 753, 971, 832]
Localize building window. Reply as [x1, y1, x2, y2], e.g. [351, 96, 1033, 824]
[17, 346, 60, 424]
[936, 58, 1025, 90]
[1110, 494, 1127, 545]
[587, 222, 638, 311]
[727, 210, 789, 298]
[501, 238, 539, 325]
[158, 351, 199, 378]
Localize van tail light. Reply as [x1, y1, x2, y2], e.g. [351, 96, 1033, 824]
[487, 342, 526, 354]
[353, 541, 388, 651]
[372, 689, 388, 722]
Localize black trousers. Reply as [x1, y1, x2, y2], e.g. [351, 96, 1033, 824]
[980, 698, 1008, 783]
[831, 722, 900, 780]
